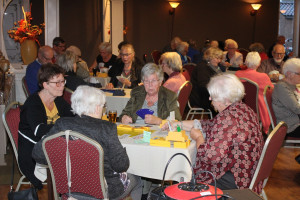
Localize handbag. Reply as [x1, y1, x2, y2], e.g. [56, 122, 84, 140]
[7, 154, 38, 200]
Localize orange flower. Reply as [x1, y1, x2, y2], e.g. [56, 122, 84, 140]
[8, 10, 44, 44]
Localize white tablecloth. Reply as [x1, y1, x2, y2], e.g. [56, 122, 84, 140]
[105, 89, 131, 117]
[119, 127, 197, 182]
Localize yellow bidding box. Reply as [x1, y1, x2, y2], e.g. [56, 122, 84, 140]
[165, 130, 188, 142]
[150, 137, 171, 147]
[97, 72, 108, 78]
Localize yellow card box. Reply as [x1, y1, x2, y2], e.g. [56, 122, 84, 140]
[102, 115, 108, 121]
[117, 124, 133, 132]
[159, 120, 168, 128]
[133, 126, 151, 133]
[166, 130, 188, 142]
[150, 137, 171, 147]
[174, 140, 191, 148]
[97, 72, 108, 78]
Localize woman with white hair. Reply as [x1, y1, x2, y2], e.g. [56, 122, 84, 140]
[56, 51, 87, 91]
[120, 63, 181, 125]
[176, 41, 190, 65]
[272, 58, 300, 137]
[236, 51, 273, 134]
[32, 85, 142, 199]
[89, 42, 118, 72]
[159, 52, 186, 93]
[163, 73, 263, 192]
[221, 39, 243, 70]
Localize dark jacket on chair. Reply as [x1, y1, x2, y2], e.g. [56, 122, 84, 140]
[32, 115, 129, 198]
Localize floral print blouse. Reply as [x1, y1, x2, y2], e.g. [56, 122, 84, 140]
[194, 101, 264, 192]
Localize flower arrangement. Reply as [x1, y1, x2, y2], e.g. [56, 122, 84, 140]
[7, 7, 44, 44]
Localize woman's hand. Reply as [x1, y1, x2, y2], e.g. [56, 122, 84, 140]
[105, 83, 114, 89]
[190, 128, 205, 148]
[121, 115, 133, 124]
[144, 115, 162, 125]
[119, 78, 131, 87]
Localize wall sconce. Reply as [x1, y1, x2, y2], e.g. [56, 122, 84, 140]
[250, 4, 262, 16]
[169, 2, 180, 15]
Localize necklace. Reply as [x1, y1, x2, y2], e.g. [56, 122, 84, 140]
[146, 95, 158, 107]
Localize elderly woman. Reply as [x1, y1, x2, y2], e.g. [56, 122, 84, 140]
[18, 64, 74, 189]
[89, 42, 118, 72]
[189, 47, 223, 114]
[107, 43, 143, 89]
[120, 63, 181, 125]
[160, 52, 186, 93]
[165, 73, 263, 191]
[56, 51, 87, 91]
[32, 86, 142, 199]
[66, 45, 89, 79]
[272, 58, 300, 137]
[236, 52, 273, 134]
[176, 41, 190, 65]
[221, 39, 243, 70]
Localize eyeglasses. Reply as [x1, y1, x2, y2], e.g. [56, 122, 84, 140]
[120, 53, 132, 57]
[48, 80, 66, 87]
[143, 79, 159, 85]
[273, 53, 285, 56]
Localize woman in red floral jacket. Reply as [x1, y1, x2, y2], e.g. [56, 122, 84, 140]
[164, 73, 264, 192]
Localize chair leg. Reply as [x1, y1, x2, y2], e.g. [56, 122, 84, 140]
[16, 175, 27, 191]
[262, 189, 268, 200]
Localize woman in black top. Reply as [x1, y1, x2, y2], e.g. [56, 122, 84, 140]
[18, 64, 74, 189]
[107, 43, 143, 89]
[89, 42, 117, 72]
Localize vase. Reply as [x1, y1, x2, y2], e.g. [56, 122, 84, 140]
[20, 39, 38, 65]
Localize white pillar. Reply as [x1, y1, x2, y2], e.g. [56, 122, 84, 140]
[44, 0, 59, 46]
[0, 0, 13, 58]
[103, 0, 111, 43]
[111, 0, 124, 55]
[293, 0, 300, 57]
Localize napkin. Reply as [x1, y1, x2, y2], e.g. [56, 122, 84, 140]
[136, 109, 154, 119]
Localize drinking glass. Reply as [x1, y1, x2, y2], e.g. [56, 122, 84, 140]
[108, 110, 117, 123]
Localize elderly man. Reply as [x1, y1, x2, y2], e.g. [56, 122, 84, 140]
[25, 45, 54, 94]
[257, 44, 285, 78]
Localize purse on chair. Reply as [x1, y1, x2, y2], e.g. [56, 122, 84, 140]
[7, 156, 38, 200]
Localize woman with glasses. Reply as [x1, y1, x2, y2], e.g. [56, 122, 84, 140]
[221, 39, 243, 70]
[107, 43, 143, 89]
[120, 63, 181, 125]
[18, 63, 74, 190]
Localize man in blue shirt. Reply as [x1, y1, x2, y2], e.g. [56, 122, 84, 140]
[25, 45, 54, 94]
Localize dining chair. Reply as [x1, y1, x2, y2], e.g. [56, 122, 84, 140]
[151, 50, 162, 65]
[239, 78, 260, 122]
[182, 63, 196, 78]
[22, 76, 30, 98]
[249, 121, 287, 200]
[263, 85, 300, 147]
[185, 101, 213, 120]
[62, 87, 73, 105]
[237, 48, 249, 63]
[263, 85, 277, 132]
[177, 81, 192, 117]
[2, 101, 30, 191]
[181, 69, 191, 81]
[42, 130, 108, 200]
